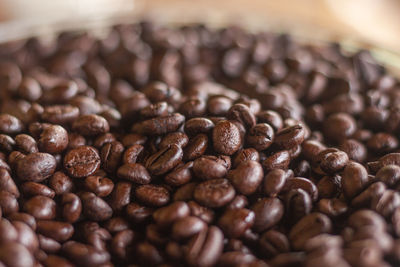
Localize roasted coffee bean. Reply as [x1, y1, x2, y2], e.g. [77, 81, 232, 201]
[62, 241, 110, 266]
[194, 178, 235, 208]
[289, 212, 332, 250]
[317, 175, 342, 199]
[122, 144, 145, 164]
[227, 103, 256, 129]
[80, 192, 112, 221]
[14, 134, 38, 154]
[228, 160, 263, 195]
[117, 163, 151, 184]
[282, 177, 318, 201]
[0, 242, 34, 267]
[100, 141, 124, 173]
[0, 190, 19, 215]
[132, 113, 185, 135]
[212, 120, 241, 155]
[274, 124, 305, 149]
[251, 197, 284, 233]
[342, 161, 369, 199]
[263, 169, 288, 197]
[64, 146, 100, 178]
[184, 226, 224, 267]
[20, 182, 55, 198]
[84, 176, 114, 197]
[324, 113, 356, 143]
[351, 182, 386, 208]
[218, 208, 255, 238]
[371, 189, 400, 218]
[193, 155, 228, 180]
[318, 198, 348, 217]
[246, 123, 274, 151]
[61, 193, 82, 223]
[145, 144, 183, 175]
[140, 101, 169, 118]
[111, 229, 135, 260]
[183, 133, 208, 161]
[376, 164, 400, 186]
[38, 125, 69, 153]
[165, 161, 193, 186]
[37, 220, 74, 242]
[136, 184, 170, 207]
[233, 148, 260, 167]
[0, 134, 15, 152]
[0, 169, 19, 197]
[23, 195, 56, 220]
[126, 202, 154, 224]
[184, 118, 215, 136]
[41, 105, 80, 126]
[339, 139, 367, 163]
[262, 150, 290, 171]
[72, 114, 109, 136]
[0, 114, 23, 135]
[259, 230, 290, 257]
[49, 171, 74, 195]
[367, 132, 398, 154]
[188, 200, 215, 224]
[159, 132, 189, 149]
[285, 188, 312, 223]
[153, 201, 190, 227]
[318, 148, 349, 174]
[172, 216, 207, 240]
[16, 152, 56, 182]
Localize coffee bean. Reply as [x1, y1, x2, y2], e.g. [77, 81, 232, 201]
[110, 182, 132, 212]
[342, 161, 369, 199]
[37, 220, 74, 242]
[62, 241, 110, 266]
[262, 150, 290, 171]
[285, 188, 312, 223]
[146, 144, 183, 175]
[117, 163, 151, 184]
[212, 120, 241, 155]
[38, 125, 69, 153]
[172, 216, 207, 240]
[318, 198, 348, 217]
[100, 141, 124, 173]
[324, 113, 356, 143]
[23, 195, 56, 220]
[16, 152, 56, 182]
[0, 242, 34, 267]
[61, 193, 82, 223]
[274, 124, 305, 149]
[227, 103, 256, 129]
[64, 146, 100, 178]
[49, 171, 74, 195]
[246, 123, 274, 151]
[153, 201, 190, 227]
[159, 132, 189, 149]
[14, 134, 38, 154]
[193, 155, 228, 180]
[0, 190, 19, 215]
[73, 114, 110, 136]
[188, 200, 215, 224]
[233, 148, 260, 167]
[251, 197, 284, 232]
[80, 192, 113, 221]
[84, 176, 114, 197]
[282, 177, 318, 201]
[259, 230, 290, 257]
[136, 185, 170, 207]
[165, 161, 193, 186]
[132, 113, 185, 135]
[184, 117, 215, 136]
[194, 179, 235, 208]
[318, 148, 349, 174]
[228, 160, 263, 195]
[41, 105, 80, 126]
[218, 208, 255, 238]
[0, 114, 23, 135]
[20, 182, 55, 198]
[0, 169, 19, 197]
[122, 144, 145, 164]
[183, 133, 208, 161]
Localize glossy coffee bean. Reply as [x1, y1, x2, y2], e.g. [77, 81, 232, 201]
[218, 208, 255, 238]
[23, 195, 56, 220]
[251, 197, 284, 233]
[145, 144, 183, 175]
[16, 152, 56, 182]
[72, 114, 110, 136]
[193, 155, 228, 180]
[117, 163, 151, 184]
[136, 185, 170, 207]
[80, 192, 113, 221]
[212, 120, 241, 155]
[194, 179, 236, 208]
[38, 125, 69, 153]
[64, 146, 100, 178]
[228, 160, 263, 195]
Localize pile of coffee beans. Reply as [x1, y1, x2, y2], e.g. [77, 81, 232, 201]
[1, 22, 400, 266]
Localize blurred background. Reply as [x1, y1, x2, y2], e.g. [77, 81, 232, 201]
[0, 0, 400, 53]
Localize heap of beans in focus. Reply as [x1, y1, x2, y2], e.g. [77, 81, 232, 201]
[1, 22, 400, 266]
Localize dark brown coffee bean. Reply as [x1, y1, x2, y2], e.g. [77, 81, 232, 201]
[37, 220, 74, 242]
[233, 148, 260, 167]
[339, 139, 367, 163]
[285, 188, 312, 223]
[21, 182, 55, 198]
[262, 150, 290, 171]
[43, 255, 74, 266]
[212, 120, 241, 155]
[376, 164, 400, 186]
[165, 161, 193, 186]
[342, 161, 369, 199]
[62, 241, 110, 266]
[0, 134, 15, 152]
[227, 103, 256, 129]
[153, 201, 190, 228]
[318, 148, 349, 174]
[217, 251, 258, 267]
[140, 101, 169, 118]
[183, 133, 208, 161]
[257, 110, 283, 131]
[228, 160, 263, 195]
[117, 163, 151, 184]
[184, 226, 224, 267]
[246, 123, 274, 151]
[193, 155, 228, 180]
[23, 195, 56, 220]
[0, 242, 34, 267]
[93, 133, 116, 150]
[126, 202, 153, 224]
[111, 229, 135, 260]
[122, 144, 145, 164]
[324, 113, 356, 143]
[218, 208, 255, 238]
[0, 114, 23, 135]
[49, 171, 74, 195]
[110, 181, 132, 211]
[184, 118, 215, 136]
[0, 190, 19, 215]
[289, 212, 332, 250]
[38, 125, 69, 153]
[259, 230, 290, 257]
[194, 178, 235, 208]
[132, 113, 185, 135]
[0, 169, 19, 197]
[371, 189, 400, 218]
[61, 193, 82, 223]
[64, 146, 100, 178]
[38, 234, 61, 253]
[179, 98, 206, 118]
[317, 175, 342, 199]
[41, 105, 80, 126]
[251, 197, 284, 233]
[282, 177, 318, 201]
[180, 202, 211, 226]
[100, 141, 124, 173]
[80, 192, 113, 221]
[172, 216, 207, 240]
[73, 114, 110, 136]
[84, 176, 114, 197]
[351, 182, 386, 208]
[145, 144, 183, 175]
[14, 134, 38, 154]
[136, 184, 170, 207]
[263, 169, 288, 197]
[16, 152, 56, 182]
[318, 198, 348, 217]
[274, 124, 305, 149]
[159, 132, 189, 149]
